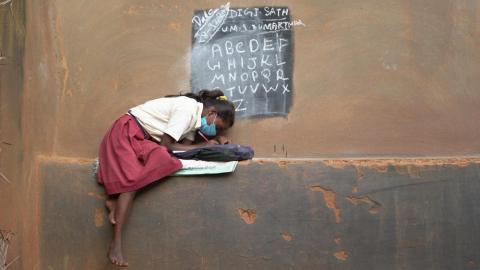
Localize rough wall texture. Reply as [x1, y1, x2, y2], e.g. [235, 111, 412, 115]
[0, 0, 479, 269]
[39, 160, 480, 270]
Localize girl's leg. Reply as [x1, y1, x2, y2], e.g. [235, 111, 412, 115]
[105, 198, 117, 224]
[108, 191, 136, 267]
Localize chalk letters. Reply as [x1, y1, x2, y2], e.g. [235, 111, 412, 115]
[191, 5, 294, 117]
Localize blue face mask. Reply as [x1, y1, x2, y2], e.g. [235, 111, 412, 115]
[200, 115, 217, 137]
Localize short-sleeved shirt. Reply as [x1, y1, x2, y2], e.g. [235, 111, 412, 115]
[128, 96, 203, 142]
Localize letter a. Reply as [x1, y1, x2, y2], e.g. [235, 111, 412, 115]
[211, 44, 223, 58]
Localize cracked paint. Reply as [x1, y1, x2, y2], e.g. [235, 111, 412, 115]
[310, 185, 341, 223]
[334, 250, 348, 261]
[281, 232, 293, 242]
[237, 208, 257, 224]
[94, 207, 104, 228]
[346, 195, 382, 214]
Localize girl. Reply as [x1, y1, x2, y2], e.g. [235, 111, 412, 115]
[97, 89, 235, 267]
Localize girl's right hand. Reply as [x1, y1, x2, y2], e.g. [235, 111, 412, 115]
[215, 136, 230, 144]
[207, 139, 219, 145]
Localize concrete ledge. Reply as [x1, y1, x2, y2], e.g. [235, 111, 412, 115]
[40, 159, 480, 269]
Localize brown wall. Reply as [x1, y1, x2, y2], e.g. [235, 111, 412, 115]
[23, 0, 480, 159]
[1, 1, 480, 269]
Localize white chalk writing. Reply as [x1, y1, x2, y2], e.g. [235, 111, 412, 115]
[207, 33, 290, 100]
[193, 2, 230, 44]
[192, 5, 297, 117]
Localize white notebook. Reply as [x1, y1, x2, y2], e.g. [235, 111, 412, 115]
[172, 159, 238, 176]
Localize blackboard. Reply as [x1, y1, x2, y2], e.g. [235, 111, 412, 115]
[191, 4, 294, 118]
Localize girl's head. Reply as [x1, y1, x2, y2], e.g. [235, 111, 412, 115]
[169, 89, 236, 135]
[197, 89, 235, 130]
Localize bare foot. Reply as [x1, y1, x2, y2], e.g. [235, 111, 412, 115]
[108, 244, 128, 267]
[105, 199, 116, 224]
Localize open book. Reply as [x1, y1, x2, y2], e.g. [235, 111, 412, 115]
[172, 159, 238, 176]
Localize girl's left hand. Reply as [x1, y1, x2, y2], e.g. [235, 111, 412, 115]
[215, 136, 231, 144]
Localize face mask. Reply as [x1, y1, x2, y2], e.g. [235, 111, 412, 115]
[200, 114, 217, 137]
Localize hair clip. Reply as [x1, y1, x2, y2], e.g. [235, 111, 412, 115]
[217, 95, 228, 101]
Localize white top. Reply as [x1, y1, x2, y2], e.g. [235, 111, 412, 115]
[129, 96, 203, 142]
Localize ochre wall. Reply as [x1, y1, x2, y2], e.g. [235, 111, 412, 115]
[24, 0, 480, 159]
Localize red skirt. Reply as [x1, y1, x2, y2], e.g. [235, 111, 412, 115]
[97, 115, 182, 195]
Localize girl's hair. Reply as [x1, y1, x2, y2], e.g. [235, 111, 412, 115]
[166, 89, 236, 127]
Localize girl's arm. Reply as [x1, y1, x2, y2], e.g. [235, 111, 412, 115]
[160, 133, 218, 151]
[179, 138, 193, 145]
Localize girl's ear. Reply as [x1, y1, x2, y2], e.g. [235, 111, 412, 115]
[207, 106, 217, 115]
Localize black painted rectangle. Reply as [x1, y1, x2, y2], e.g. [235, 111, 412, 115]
[191, 5, 294, 118]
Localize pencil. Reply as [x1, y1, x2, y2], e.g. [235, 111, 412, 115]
[198, 131, 209, 142]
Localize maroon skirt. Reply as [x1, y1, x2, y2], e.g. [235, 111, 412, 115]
[97, 115, 182, 195]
